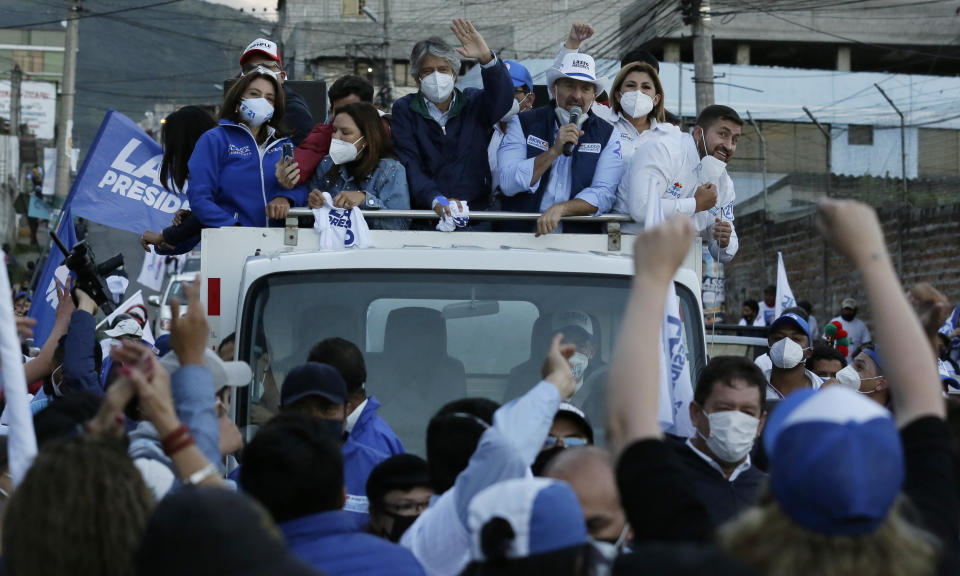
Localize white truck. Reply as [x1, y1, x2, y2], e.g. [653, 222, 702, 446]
[201, 211, 707, 454]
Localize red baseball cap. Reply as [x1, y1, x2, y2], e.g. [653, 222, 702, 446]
[240, 38, 282, 68]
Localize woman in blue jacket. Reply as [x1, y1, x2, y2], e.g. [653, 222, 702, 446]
[187, 69, 308, 228]
[307, 102, 410, 230]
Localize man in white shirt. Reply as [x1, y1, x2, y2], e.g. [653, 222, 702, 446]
[830, 298, 872, 363]
[764, 312, 823, 400]
[488, 60, 536, 195]
[616, 104, 741, 263]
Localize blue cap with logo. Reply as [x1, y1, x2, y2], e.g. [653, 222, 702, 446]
[770, 312, 812, 346]
[467, 478, 588, 560]
[504, 59, 533, 92]
[763, 386, 903, 536]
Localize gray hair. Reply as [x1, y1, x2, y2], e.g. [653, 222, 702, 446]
[409, 36, 461, 80]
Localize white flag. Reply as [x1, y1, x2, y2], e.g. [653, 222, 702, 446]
[137, 247, 166, 292]
[774, 252, 796, 319]
[0, 249, 38, 487]
[644, 179, 695, 437]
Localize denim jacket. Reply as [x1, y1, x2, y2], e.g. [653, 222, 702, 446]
[308, 156, 411, 230]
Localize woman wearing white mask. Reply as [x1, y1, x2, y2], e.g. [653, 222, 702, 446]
[608, 62, 678, 168]
[306, 102, 410, 230]
[187, 70, 308, 229]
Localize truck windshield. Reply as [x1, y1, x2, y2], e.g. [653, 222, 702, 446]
[239, 270, 704, 455]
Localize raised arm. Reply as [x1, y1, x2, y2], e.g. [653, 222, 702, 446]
[607, 215, 696, 457]
[817, 199, 944, 425]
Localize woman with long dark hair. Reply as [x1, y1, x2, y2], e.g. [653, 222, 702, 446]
[140, 106, 216, 253]
[187, 70, 308, 227]
[306, 102, 410, 230]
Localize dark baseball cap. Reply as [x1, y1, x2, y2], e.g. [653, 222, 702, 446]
[280, 362, 348, 407]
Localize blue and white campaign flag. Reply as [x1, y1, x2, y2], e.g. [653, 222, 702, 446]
[136, 247, 166, 292]
[67, 110, 188, 235]
[644, 179, 695, 437]
[26, 207, 76, 347]
[775, 251, 796, 319]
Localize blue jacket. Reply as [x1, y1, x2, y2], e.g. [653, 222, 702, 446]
[391, 57, 514, 209]
[342, 436, 389, 529]
[308, 156, 411, 230]
[187, 119, 308, 228]
[349, 396, 404, 456]
[281, 510, 425, 576]
[62, 310, 102, 397]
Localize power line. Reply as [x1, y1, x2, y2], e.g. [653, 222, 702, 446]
[0, 0, 187, 30]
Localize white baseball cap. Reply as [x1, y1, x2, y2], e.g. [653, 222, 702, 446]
[104, 318, 144, 339]
[545, 52, 605, 93]
[240, 38, 281, 67]
[160, 349, 252, 390]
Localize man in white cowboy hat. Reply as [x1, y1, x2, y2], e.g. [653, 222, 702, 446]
[496, 52, 621, 236]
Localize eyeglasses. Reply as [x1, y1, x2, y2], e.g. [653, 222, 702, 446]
[383, 500, 430, 516]
[543, 435, 589, 449]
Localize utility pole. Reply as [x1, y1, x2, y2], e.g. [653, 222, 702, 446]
[54, 0, 80, 199]
[804, 106, 832, 314]
[874, 83, 906, 277]
[381, 0, 393, 108]
[746, 111, 768, 284]
[683, 0, 714, 113]
[10, 64, 22, 137]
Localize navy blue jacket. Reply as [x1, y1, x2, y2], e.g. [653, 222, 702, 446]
[281, 510, 425, 576]
[350, 396, 404, 456]
[187, 120, 308, 228]
[391, 58, 514, 209]
[672, 439, 766, 528]
[283, 84, 314, 146]
[500, 104, 614, 233]
[62, 310, 103, 397]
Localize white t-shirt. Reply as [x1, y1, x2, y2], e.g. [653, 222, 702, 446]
[757, 301, 777, 326]
[763, 367, 823, 400]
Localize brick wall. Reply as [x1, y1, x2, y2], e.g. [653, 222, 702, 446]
[724, 203, 960, 330]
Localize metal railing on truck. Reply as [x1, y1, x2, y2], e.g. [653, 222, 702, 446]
[284, 208, 635, 251]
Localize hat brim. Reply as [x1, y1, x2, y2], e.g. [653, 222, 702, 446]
[221, 361, 253, 388]
[105, 327, 143, 338]
[241, 49, 281, 66]
[281, 389, 345, 407]
[544, 69, 606, 93]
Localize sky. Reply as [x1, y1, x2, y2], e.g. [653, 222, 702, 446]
[204, 0, 277, 20]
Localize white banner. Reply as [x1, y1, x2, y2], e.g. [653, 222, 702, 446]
[0, 80, 57, 140]
[645, 180, 695, 437]
[137, 247, 166, 292]
[775, 251, 796, 319]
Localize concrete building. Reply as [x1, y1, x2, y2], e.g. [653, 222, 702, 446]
[278, 0, 631, 98]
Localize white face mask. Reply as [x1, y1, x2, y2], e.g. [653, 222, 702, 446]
[329, 136, 364, 165]
[420, 71, 455, 104]
[555, 106, 588, 128]
[770, 337, 805, 370]
[619, 90, 654, 120]
[569, 352, 589, 394]
[500, 98, 521, 123]
[835, 364, 862, 391]
[699, 155, 727, 187]
[239, 97, 274, 128]
[590, 522, 630, 562]
[698, 409, 760, 463]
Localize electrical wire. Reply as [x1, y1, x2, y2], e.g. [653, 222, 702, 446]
[0, 0, 187, 30]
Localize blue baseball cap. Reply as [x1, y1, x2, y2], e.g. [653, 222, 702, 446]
[770, 312, 812, 346]
[467, 478, 587, 560]
[763, 387, 903, 536]
[504, 59, 533, 92]
[280, 362, 347, 407]
[861, 348, 884, 374]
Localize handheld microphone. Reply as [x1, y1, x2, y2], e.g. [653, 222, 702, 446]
[562, 106, 582, 156]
